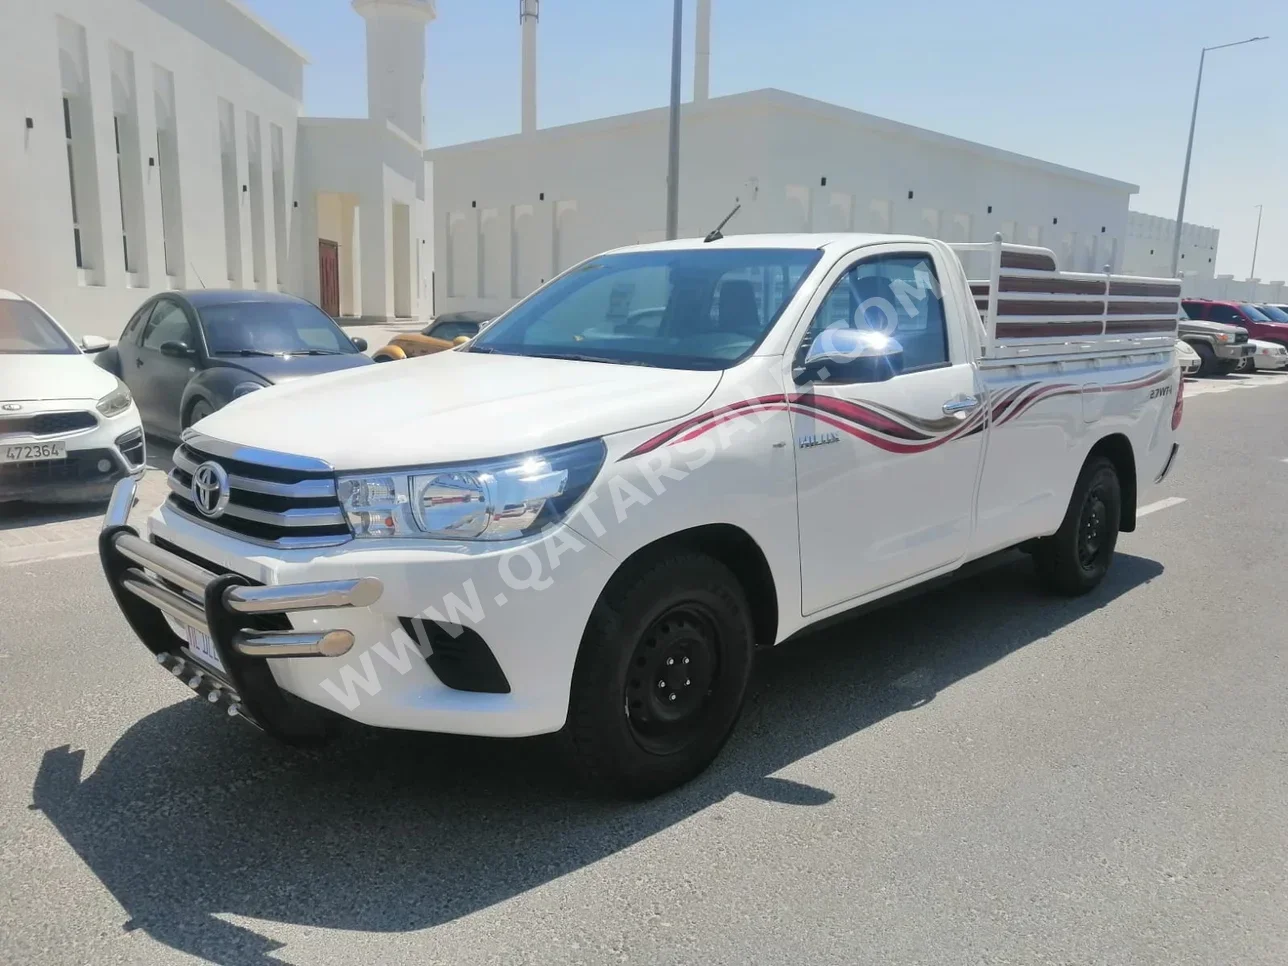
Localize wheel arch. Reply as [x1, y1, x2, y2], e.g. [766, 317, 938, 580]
[591, 523, 779, 650]
[1088, 433, 1137, 533]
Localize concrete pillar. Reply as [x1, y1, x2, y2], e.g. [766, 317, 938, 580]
[358, 190, 389, 320]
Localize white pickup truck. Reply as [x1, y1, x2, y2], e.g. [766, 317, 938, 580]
[99, 233, 1183, 797]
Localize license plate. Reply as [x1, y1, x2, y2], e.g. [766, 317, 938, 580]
[185, 626, 226, 674]
[0, 440, 66, 463]
[1242, 346, 1255, 356]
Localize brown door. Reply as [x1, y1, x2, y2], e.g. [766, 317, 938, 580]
[318, 239, 340, 317]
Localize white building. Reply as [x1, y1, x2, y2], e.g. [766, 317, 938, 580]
[0, 0, 435, 338]
[1121, 211, 1220, 281]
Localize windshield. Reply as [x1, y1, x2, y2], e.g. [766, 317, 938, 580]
[469, 248, 822, 370]
[199, 301, 358, 356]
[1239, 304, 1271, 322]
[427, 320, 482, 341]
[1255, 304, 1288, 323]
[0, 299, 78, 354]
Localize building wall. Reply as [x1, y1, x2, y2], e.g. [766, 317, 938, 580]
[758, 95, 1135, 277]
[1182, 276, 1285, 303]
[0, 0, 304, 337]
[1122, 211, 1220, 280]
[429, 90, 1139, 317]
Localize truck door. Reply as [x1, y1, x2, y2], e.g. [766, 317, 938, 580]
[790, 246, 986, 616]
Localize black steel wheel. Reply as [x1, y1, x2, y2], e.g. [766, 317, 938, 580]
[563, 551, 755, 798]
[1034, 456, 1121, 596]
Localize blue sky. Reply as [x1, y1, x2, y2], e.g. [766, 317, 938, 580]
[243, 0, 1286, 281]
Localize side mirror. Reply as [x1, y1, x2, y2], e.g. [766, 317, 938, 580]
[351, 337, 368, 352]
[80, 335, 109, 353]
[795, 329, 904, 385]
[452, 335, 471, 346]
[159, 340, 192, 358]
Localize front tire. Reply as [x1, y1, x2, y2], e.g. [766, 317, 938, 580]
[1191, 342, 1217, 376]
[562, 551, 755, 798]
[1033, 456, 1121, 596]
[184, 399, 214, 430]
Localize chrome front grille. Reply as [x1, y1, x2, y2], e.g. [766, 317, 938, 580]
[1234, 331, 1249, 344]
[166, 433, 351, 548]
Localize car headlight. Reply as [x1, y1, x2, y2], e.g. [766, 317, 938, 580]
[96, 381, 133, 418]
[233, 381, 267, 398]
[1214, 332, 1231, 343]
[338, 438, 606, 540]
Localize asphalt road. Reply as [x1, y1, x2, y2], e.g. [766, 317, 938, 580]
[1, 375, 1287, 965]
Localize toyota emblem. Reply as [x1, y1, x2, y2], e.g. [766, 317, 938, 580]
[191, 461, 230, 518]
[1, 403, 20, 412]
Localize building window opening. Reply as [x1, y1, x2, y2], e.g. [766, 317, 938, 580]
[64, 97, 84, 269]
[113, 116, 133, 272]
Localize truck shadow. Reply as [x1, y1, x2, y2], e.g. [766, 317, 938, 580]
[32, 552, 1162, 965]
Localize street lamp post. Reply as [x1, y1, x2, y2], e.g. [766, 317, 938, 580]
[1169, 35, 1269, 277]
[1251, 204, 1264, 280]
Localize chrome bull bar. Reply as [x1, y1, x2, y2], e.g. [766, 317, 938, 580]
[99, 476, 382, 742]
[102, 477, 379, 660]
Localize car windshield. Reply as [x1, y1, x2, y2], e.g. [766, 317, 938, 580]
[1256, 304, 1288, 323]
[426, 320, 482, 341]
[0, 299, 78, 354]
[199, 301, 358, 355]
[1239, 304, 1271, 322]
[469, 248, 822, 370]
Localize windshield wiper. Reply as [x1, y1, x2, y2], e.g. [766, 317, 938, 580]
[295, 349, 344, 355]
[213, 348, 278, 357]
[522, 351, 651, 366]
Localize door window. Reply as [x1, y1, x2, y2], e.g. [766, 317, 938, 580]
[121, 303, 154, 343]
[800, 252, 950, 373]
[1207, 305, 1241, 324]
[140, 301, 193, 351]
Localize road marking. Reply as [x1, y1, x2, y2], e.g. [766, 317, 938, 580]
[1138, 497, 1187, 517]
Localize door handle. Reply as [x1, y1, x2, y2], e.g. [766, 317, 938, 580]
[942, 395, 979, 416]
[135, 358, 144, 367]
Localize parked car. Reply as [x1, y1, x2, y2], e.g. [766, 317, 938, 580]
[0, 290, 144, 503]
[1175, 339, 1201, 376]
[371, 311, 493, 362]
[1182, 298, 1288, 351]
[98, 234, 1182, 797]
[95, 291, 373, 440]
[1177, 313, 1251, 376]
[1255, 303, 1288, 326]
[1244, 339, 1288, 371]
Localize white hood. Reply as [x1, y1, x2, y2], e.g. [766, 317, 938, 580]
[1, 353, 120, 403]
[193, 350, 723, 469]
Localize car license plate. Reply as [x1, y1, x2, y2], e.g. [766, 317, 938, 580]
[186, 626, 226, 674]
[0, 440, 66, 463]
[1242, 346, 1255, 356]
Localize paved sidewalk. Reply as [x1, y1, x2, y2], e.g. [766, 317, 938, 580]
[0, 468, 170, 566]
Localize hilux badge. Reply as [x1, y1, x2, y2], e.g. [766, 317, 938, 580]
[798, 432, 841, 449]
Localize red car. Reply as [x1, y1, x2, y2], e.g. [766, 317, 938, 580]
[1182, 299, 1288, 350]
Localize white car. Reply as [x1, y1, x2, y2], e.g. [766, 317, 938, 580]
[1175, 339, 1201, 376]
[0, 290, 145, 503]
[1244, 339, 1288, 372]
[97, 235, 1181, 796]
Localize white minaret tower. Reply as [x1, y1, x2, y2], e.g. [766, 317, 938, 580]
[520, 0, 539, 133]
[352, 0, 436, 145]
[694, 0, 712, 102]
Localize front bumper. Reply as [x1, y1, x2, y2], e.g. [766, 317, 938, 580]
[1213, 342, 1255, 361]
[100, 476, 383, 741]
[101, 476, 617, 739]
[0, 404, 145, 503]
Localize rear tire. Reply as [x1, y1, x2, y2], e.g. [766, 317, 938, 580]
[1033, 456, 1121, 596]
[561, 551, 755, 798]
[1191, 341, 1217, 376]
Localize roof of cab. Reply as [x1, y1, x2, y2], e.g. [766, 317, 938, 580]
[176, 289, 312, 308]
[609, 233, 936, 255]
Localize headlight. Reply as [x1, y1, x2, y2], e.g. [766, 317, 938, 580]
[233, 381, 267, 398]
[96, 381, 132, 418]
[1214, 332, 1230, 343]
[339, 438, 606, 540]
